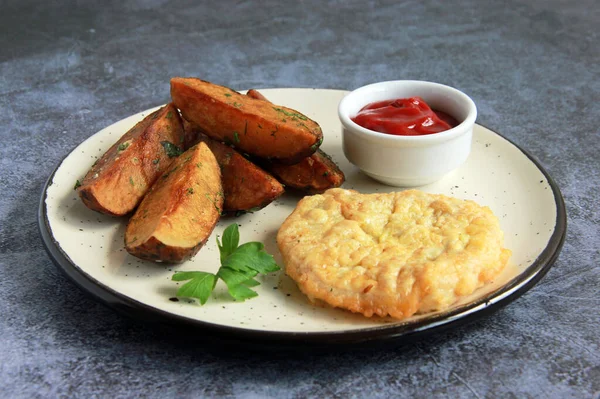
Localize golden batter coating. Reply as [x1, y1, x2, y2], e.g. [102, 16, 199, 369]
[277, 189, 511, 319]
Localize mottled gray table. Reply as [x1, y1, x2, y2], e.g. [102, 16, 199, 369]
[1, 1, 598, 398]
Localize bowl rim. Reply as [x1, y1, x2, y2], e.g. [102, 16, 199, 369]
[338, 80, 477, 143]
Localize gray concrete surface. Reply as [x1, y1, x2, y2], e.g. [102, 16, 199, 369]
[1, 0, 598, 398]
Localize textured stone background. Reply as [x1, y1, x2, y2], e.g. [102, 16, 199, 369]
[1, 1, 598, 398]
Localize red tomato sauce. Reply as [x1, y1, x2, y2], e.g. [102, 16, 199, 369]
[351, 97, 459, 136]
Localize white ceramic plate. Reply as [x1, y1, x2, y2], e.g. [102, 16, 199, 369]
[39, 89, 566, 346]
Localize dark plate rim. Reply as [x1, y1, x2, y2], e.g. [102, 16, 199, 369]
[38, 102, 567, 346]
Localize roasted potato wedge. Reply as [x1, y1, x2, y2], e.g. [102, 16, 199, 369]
[125, 142, 223, 263]
[78, 103, 185, 216]
[246, 90, 345, 193]
[170, 77, 323, 164]
[184, 122, 284, 212]
[182, 112, 202, 150]
[246, 89, 269, 101]
[266, 149, 345, 194]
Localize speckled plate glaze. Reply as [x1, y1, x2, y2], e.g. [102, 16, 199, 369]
[39, 89, 566, 346]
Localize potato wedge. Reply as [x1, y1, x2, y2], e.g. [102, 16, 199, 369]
[246, 89, 345, 193]
[266, 149, 345, 194]
[246, 89, 269, 101]
[184, 121, 284, 212]
[182, 113, 202, 150]
[125, 142, 223, 263]
[78, 103, 185, 216]
[170, 77, 323, 164]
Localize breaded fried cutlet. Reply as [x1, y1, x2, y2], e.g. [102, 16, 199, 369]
[277, 188, 511, 319]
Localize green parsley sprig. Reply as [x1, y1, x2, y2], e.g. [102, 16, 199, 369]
[172, 223, 280, 304]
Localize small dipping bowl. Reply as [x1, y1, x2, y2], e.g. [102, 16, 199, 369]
[338, 80, 477, 187]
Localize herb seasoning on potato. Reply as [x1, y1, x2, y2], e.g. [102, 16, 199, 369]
[125, 142, 223, 263]
[170, 77, 323, 164]
[265, 149, 345, 194]
[77, 103, 185, 216]
[184, 121, 284, 212]
[245, 89, 345, 193]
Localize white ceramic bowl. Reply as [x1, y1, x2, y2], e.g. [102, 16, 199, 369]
[338, 80, 477, 187]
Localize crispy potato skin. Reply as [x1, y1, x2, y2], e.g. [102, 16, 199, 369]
[246, 89, 269, 101]
[182, 119, 202, 150]
[124, 142, 223, 263]
[246, 89, 345, 194]
[266, 149, 345, 194]
[184, 122, 284, 212]
[182, 115, 202, 150]
[170, 77, 323, 164]
[78, 104, 184, 216]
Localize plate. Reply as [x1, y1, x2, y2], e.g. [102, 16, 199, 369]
[39, 89, 566, 346]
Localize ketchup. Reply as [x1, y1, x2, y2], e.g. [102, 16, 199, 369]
[351, 97, 459, 136]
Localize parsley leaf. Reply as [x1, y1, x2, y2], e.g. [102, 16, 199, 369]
[172, 271, 217, 305]
[217, 267, 259, 301]
[223, 242, 278, 275]
[217, 223, 239, 262]
[172, 223, 279, 304]
[161, 141, 183, 158]
[272, 107, 308, 121]
[118, 142, 130, 151]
